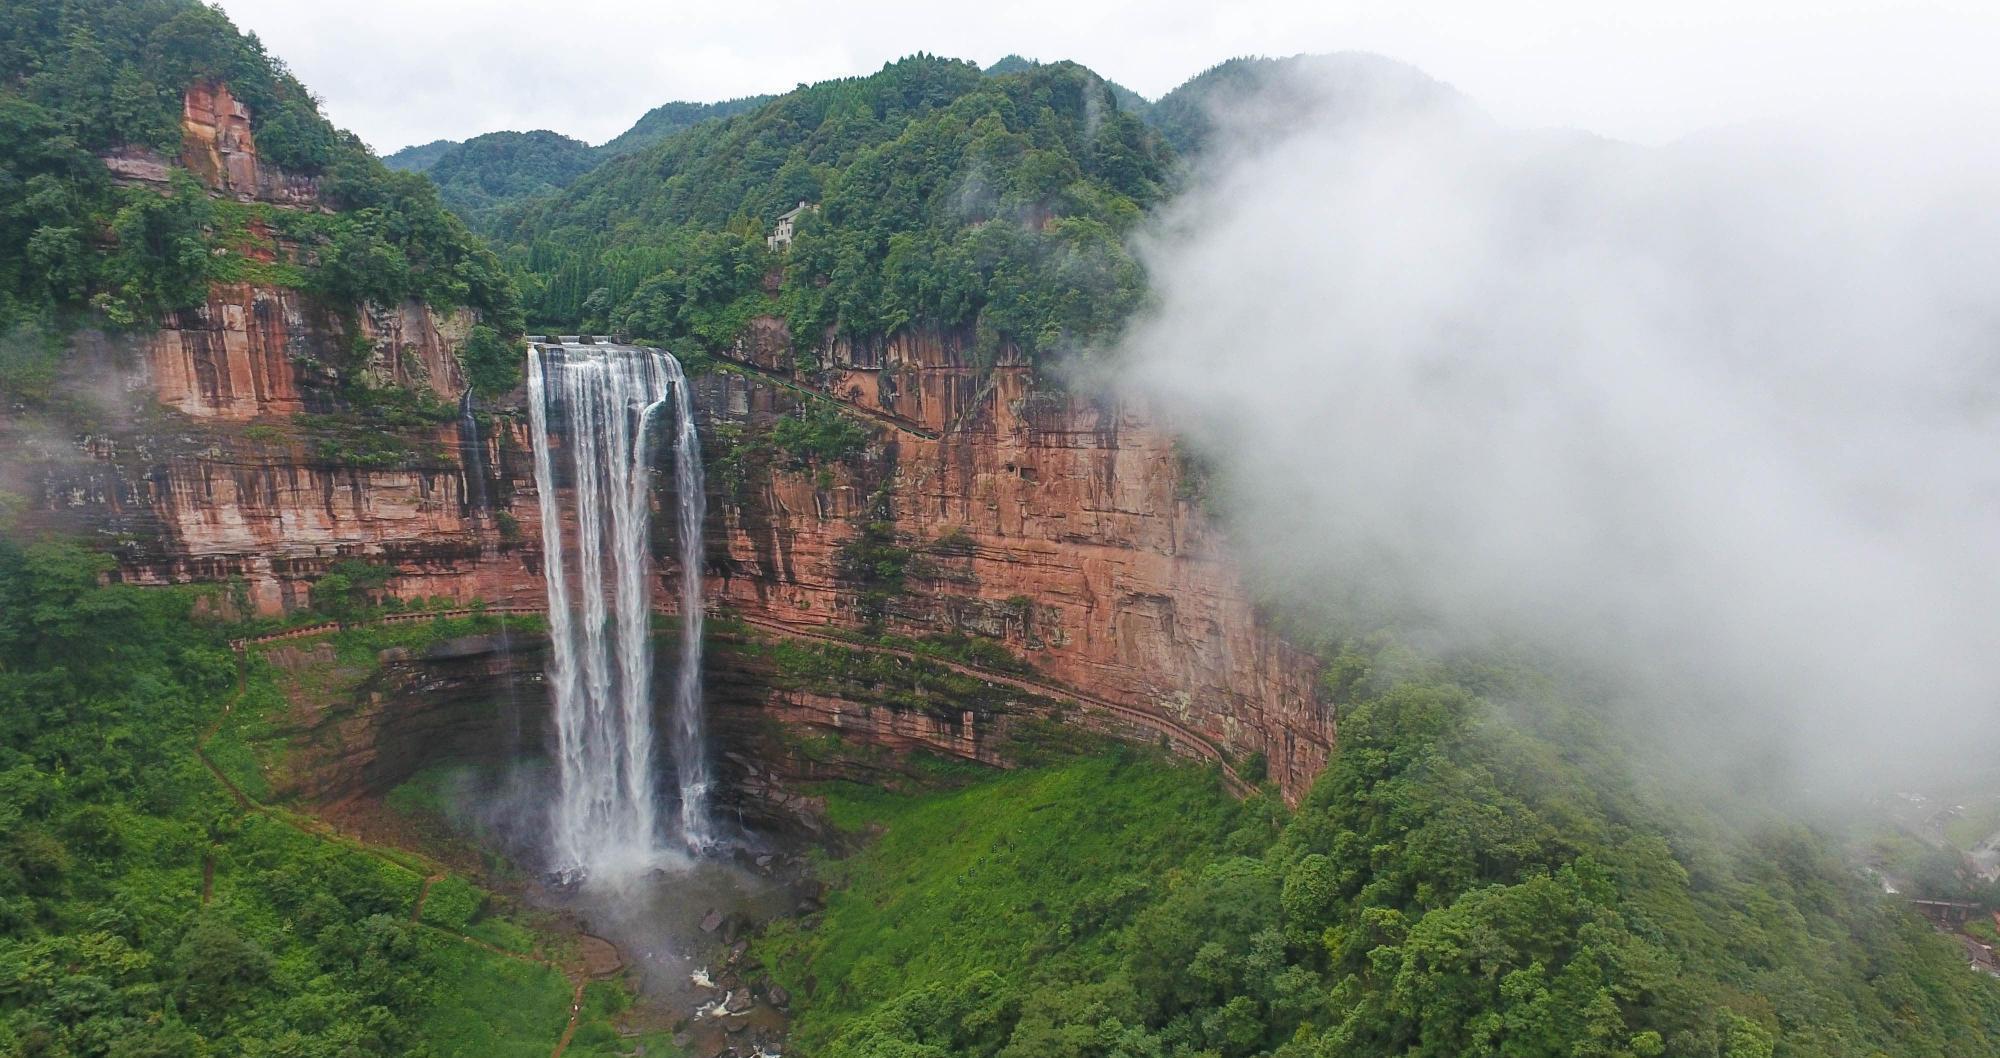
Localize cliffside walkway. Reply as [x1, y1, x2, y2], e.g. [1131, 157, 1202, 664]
[711, 352, 943, 440]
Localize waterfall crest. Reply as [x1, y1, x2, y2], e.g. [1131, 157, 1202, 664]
[527, 341, 710, 878]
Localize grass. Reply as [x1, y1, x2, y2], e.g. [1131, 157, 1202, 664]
[1945, 798, 2000, 851]
[754, 753, 1251, 1053]
[417, 940, 578, 1058]
[558, 982, 689, 1058]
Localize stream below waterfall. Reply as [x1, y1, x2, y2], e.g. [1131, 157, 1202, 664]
[370, 757, 819, 1057]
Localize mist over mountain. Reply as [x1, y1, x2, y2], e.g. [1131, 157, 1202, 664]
[7, 2, 2000, 1053]
[1111, 56, 2000, 799]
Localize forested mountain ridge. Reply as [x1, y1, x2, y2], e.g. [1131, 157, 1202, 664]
[412, 128, 600, 232]
[379, 94, 773, 231]
[490, 54, 1170, 362]
[1145, 52, 1471, 155]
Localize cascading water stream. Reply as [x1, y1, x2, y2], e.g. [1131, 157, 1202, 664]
[460, 393, 524, 750]
[527, 342, 711, 879]
[664, 357, 711, 849]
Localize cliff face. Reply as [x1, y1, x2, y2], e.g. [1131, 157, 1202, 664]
[703, 323, 1331, 800]
[106, 81, 320, 206]
[12, 81, 542, 615]
[17, 317, 1328, 801]
[148, 284, 473, 420]
[10, 83, 1328, 804]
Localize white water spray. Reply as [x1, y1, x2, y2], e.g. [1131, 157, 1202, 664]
[527, 342, 710, 878]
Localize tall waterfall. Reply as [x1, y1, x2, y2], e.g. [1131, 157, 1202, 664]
[527, 342, 710, 877]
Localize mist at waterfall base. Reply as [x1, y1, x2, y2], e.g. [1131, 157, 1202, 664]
[1108, 62, 2000, 802]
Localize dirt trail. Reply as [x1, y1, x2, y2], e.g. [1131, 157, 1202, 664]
[411, 874, 440, 922]
[548, 980, 589, 1058]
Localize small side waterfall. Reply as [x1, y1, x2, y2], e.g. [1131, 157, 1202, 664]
[665, 357, 712, 849]
[527, 341, 710, 877]
[459, 393, 523, 749]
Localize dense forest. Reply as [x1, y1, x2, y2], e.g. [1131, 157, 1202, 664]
[756, 638, 2000, 1058]
[0, 540, 666, 1056]
[0, 0, 521, 403]
[488, 55, 1170, 364]
[379, 95, 773, 234]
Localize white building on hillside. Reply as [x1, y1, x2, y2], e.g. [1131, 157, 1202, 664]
[767, 201, 814, 251]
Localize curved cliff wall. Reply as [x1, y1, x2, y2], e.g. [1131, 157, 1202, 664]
[4, 79, 1329, 801]
[701, 324, 1331, 801]
[13, 323, 1330, 802]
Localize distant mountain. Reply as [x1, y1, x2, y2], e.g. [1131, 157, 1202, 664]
[495, 55, 1170, 348]
[1148, 52, 1470, 154]
[597, 95, 774, 157]
[415, 130, 599, 231]
[382, 137, 456, 172]
[385, 95, 775, 231]
[984, 54, 1151, 116]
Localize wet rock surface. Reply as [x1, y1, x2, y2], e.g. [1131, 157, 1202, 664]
[529, 846, 816, 1058]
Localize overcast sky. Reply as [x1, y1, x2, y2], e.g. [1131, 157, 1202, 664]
[215, 0, 2000, 155]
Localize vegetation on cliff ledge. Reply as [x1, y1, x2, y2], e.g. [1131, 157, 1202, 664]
[0, 0, 521, 402]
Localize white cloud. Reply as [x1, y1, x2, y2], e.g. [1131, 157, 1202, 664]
[1110, 61, 2000, 795]
[218, 0, 2000, 153]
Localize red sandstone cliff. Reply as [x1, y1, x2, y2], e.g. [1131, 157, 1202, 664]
[701, 322, 1331, 801]
[106, 81, 320, 206]
[12, 83, 1328, 803]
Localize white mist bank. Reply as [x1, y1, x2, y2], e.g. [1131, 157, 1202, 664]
[1110, 60, 2000, 795]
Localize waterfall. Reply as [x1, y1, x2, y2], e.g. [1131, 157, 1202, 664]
[665, 355, 711, 849]
[527, 341, 710, 878]
[459, 392, 522, 750]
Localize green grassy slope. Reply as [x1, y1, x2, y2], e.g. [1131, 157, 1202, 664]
[755, 659, 2000, 1058]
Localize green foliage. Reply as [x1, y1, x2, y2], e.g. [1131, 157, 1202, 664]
[0, 539, 573, 1054]
[838, 513, 913, 632]
[595, 93, 775, 157]
[383, 138, 457, 172]
[758, 756, 1253, 1055]
[498, 55, 1168, 361]
[310, 559, 393, 621]
[0, 0, 521, 384]
[420, 129, 601, 233]
[462, 322, 522, 395]
[760, 648, 2000, 1058]
[772, 402, 871, 465]
[296, 382, 459, 467]
[389, 95, 773, 229]
[419, 875, 485, 932]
